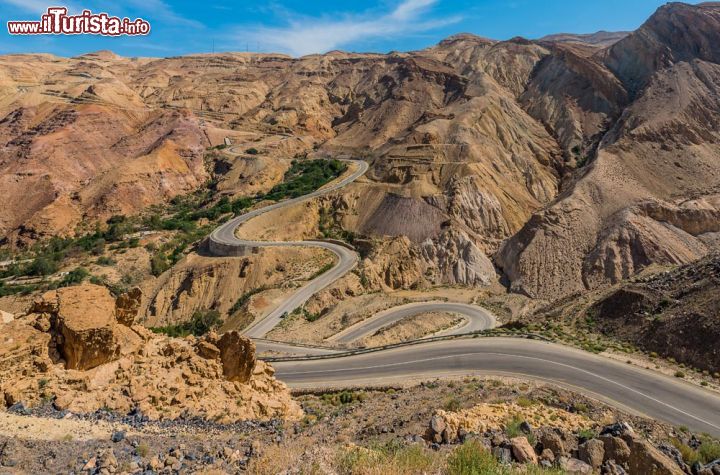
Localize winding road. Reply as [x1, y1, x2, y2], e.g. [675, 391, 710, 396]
[330, 302, 495, 344]
[209, 154, 368, 338]
[209, 152, 720, 436]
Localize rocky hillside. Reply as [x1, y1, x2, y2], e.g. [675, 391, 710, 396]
[591, 253, 720, 373]
[1, 1, 719, 299]
[0, 284, 301, 422]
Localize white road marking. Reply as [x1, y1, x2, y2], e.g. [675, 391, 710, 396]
[279, 350, 720, 431]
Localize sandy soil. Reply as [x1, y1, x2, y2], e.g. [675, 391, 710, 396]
[267, 286, 500, 346]
[360, 312, 464, 347]
[0, 412, 133, 442]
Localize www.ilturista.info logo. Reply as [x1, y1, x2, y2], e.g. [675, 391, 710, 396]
[7, 7, 150, 36]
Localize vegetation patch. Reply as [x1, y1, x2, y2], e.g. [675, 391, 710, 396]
[264, 159, 346, 201]
[672, 436, 720, 465]
[151, 310, 223, 338]
[0, 157, 348, 298]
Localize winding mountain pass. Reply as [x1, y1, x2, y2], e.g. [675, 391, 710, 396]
[208, 150, 720, 436]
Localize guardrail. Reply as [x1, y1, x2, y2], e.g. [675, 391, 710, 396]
[254, 338, 339, 352]
[259, 331, 553, 362]
[305, 238, 356, 252]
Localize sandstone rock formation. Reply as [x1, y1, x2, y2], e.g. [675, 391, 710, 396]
[114, 287, 142, 327]
[0, 284, 301, 422]
[140, 248, 334, 327]
[510, 436, 538, 464]
[28, 285, 139, 370]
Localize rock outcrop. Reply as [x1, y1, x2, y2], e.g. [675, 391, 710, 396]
[114, 288, 142, 327]
[427, 406, 689, 475]
[591, 253, 720, 373]
[215, 331, 256, 383]
[0, 284, 301, 422]
[28, 285, 140, 370]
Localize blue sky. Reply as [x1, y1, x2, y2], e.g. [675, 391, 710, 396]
[0, 0, 696, 57]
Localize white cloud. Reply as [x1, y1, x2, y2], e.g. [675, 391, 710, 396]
[240, 0, 460, 57]
[122, 0, 204, 29]
[391, 0, 437, 21]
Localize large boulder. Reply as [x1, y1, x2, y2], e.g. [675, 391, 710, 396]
[600, 435, 632, 465]
[216, 331, 256, 383]
[36, 285, 120, 370]
[557, 457, 593, 474]
[578, 438, 605, 469]
[29, 284, 142, 370]
[621, 435, 685, 475]
[539, 429, 567, 456]
[510, 436, 538, 464]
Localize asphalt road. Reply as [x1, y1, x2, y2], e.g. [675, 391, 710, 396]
[208, 157, 369, 338]
[274, 338, 720, 436]
[330, 302, 496, 344]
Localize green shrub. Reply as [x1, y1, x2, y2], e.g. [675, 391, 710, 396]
[58, 267, 89, 287]
[151, 310, 223, 338]
[516, 396, 534, 408]
[303, 309, 322, 322]
[447, 440, 503, 474]
[321, 390, 364, 406]
[674, 371, 686, 379]
[150, 253, 170, 277]
[672, 438, 700, 465]
[96, 256, 115, 266]
[26, 256, 59, 276]
[698, 438, 720, 464]
[444, 396, 462, 412]
[505, 416, 535, 444]
[573, 402, 589, 414]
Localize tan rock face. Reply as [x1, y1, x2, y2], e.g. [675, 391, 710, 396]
[216, 331, 256, 383]
[114, 288, 142, 327]
[33, 285, 121, 370]
[578, 438, 605, 469]
[141, 249, 334, 327]
[0, 284, 301, 422]
[498, 3, 720, 300]
[621, 435, 685, 475]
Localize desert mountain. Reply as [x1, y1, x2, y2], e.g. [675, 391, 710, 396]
[0, 2, 719, 300]
[540, 31, 630, 47]
[498, 2, 720, 299]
